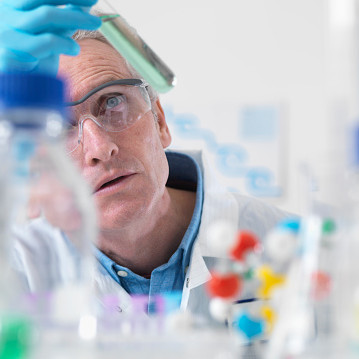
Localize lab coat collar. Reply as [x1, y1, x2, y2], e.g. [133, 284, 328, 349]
[178, 150, 239, 310]
[178, 150, 239, 258]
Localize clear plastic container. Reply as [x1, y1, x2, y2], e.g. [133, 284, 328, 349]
[0, 72, 98, 358]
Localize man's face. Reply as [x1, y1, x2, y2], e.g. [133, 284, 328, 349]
[58, 39, 172, 231]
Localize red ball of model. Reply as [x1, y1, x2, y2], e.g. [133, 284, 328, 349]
[230, 230, 260, 261]
[311, 270, 331, 301]
[207, 272, 242, 298]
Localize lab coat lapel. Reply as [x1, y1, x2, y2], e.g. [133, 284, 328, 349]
[94, 269, 133, 313]
[180, 150, 240, 316]
[185, 150, 240, 258]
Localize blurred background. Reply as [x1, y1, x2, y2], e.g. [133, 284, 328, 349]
[96, 0, 359, 215]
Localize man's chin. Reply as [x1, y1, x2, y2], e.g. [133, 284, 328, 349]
[97, 208, 145, 233]
[95, 193, 157, 233]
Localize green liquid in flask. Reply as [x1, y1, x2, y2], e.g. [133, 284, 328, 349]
[99, 15, 176, 93]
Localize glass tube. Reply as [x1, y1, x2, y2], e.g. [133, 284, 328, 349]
[98, 1, 176, 93]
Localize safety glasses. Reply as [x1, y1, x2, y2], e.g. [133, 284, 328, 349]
[65, 79, 151, 153]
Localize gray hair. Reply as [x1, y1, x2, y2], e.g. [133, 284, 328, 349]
[72, 16, 158, 105]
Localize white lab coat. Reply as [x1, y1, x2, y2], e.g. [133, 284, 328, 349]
[11, 150, 289, 318]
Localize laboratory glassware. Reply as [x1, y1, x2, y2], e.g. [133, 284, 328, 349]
[97, 0, 176, 94]
[0, 72, 98, 358]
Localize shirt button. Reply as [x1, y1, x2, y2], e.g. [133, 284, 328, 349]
[117, 270, 128, 277]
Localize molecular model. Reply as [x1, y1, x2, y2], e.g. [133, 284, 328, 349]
[205, 218, 300, 353]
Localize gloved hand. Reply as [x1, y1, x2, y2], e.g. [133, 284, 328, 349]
[0, 0, 102, 75]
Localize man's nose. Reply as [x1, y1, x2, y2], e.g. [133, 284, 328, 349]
[80, 116, 119, 164]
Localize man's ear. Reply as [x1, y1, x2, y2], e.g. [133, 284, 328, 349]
[153, 99, 172, 148]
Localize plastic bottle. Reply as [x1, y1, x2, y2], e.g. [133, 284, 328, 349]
[0, 72, 98, 358]
[0, 108, 32, 359]
[328, 123, 359, 359]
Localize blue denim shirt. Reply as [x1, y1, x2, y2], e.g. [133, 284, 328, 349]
[94, 151, 204, 297]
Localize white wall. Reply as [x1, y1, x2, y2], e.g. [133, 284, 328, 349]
[99, 0, 357, 215]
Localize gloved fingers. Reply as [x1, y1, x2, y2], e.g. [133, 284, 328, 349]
[0, 48, 38, 72]
[0, 30, 80, 58]
[1, 0, 98, 11]
[1, 5, 101, 34]
[0, 50, 60, 74]
[35, 55, 60, 74]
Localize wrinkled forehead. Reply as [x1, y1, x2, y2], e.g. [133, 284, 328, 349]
[58, 38, 133, 103]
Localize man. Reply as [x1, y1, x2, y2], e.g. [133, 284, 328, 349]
[1, 0, 289, 318]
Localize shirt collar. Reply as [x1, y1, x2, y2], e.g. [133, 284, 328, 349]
[165, 151, 204, 271]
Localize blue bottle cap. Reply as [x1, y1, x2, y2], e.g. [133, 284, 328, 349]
[0, 72, 65, 112]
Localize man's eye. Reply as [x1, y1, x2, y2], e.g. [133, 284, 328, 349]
[105, 95, 125, 110]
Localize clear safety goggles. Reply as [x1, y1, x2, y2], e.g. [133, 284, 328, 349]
[65, 79, 151, 154]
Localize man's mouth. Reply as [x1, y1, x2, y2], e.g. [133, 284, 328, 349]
[98, 176, 125, 190]
[95, 173, 134, 195]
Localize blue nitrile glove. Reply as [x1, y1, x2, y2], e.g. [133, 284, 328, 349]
[0, 0, 102, 75]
